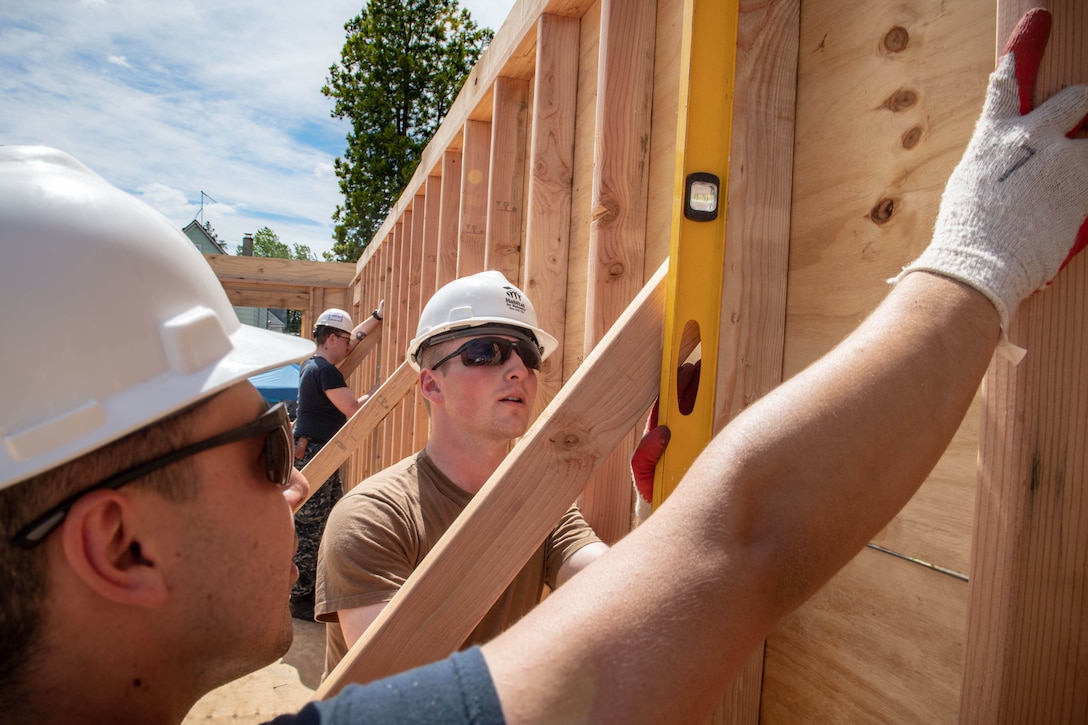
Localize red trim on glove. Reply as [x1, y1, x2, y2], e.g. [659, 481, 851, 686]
[1002, 8, 1051, 116]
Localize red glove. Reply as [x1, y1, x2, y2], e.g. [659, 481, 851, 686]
[1006, 9, 1088, 273]
[631, 361, 702, 504]
[632, 404, 669, 504]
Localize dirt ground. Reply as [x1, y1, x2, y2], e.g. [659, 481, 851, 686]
[183, 618, 324, 723]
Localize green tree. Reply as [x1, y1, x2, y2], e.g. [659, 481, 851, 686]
[324, 0, 493, 262]
[235, 226, 315, 333]
[236, 226, 317, 262]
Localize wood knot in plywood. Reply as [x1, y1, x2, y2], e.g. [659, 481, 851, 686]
[870, 197, 896, 224]
[879, 89, 917, 112]
[883, 26, 909, 53]
[901, 125, 924, 150]
[607, 262, 625, 279]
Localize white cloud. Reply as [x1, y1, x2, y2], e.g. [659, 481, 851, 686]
[1, 0, 516, 259]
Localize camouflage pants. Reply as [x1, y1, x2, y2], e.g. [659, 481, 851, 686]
[291, 438, 343, 602]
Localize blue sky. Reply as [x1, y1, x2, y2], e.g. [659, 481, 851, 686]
[1, 0, 516, 259]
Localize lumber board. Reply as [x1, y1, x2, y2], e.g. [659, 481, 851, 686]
[408, 196, 425, 337]
[761, 548, 967, 724]
[437, 150, 462, 288]
[420, 177, 442, 309]
[403, 202, 424, 459]
[397, 213, 412, 368]
[353, 260, 383, 485]
[295, 361, 417, 509]
[485, 76, 529, 283]
[204, 253, 356, 288]
[394, 219, 412, 460]
[416, 177, 443, 451]
[316, 262, 669, 697]
[644, 0, 682, 269]
[698, 0, 802, 721]
[579, 0, 658, 544]
[458, 119, 491, 276]
[335, 325, 382, 379]
[221, 288, 314, 311]
[960, 2, 1088, 722]
[711, 0, 797, 430]
[381, 237, 398, 466]
[524, 13, 580, 417]
[583, 0, 655, 348]
[364, 260, 385, 482]
[560, 0, 600, 378]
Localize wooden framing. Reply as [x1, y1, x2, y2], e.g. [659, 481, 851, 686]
[212, 0, 1087, 720]
[204, 253, 357, 335]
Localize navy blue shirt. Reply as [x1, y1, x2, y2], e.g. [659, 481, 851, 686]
[266, 647, 504, 724]
[294, 356, 349, 443]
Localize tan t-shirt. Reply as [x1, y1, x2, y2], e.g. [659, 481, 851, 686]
[316, 450, 601, 675]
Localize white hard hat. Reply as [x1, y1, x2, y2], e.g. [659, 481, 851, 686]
[0, 146, 316, 490]
[407, 270, 558, 371]
[315, 308, 354, 334]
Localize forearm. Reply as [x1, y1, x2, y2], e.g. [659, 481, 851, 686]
[703, 273, 996, 600]
[483, 273, 999, 724]
[350, 313, 381, 342]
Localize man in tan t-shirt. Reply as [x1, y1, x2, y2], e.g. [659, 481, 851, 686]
[316, 271, 608, 677]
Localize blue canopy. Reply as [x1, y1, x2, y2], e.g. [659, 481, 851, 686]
[249, 363, 300, 403]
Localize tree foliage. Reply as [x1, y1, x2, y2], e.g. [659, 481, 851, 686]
[236, 226, 317, 262]
[323, 0, 492, 262]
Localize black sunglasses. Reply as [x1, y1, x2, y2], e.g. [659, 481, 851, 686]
[430, 336, 543, 372]
[11, 402, 294, 549]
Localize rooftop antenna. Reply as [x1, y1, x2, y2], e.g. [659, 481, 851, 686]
[199, 191, 218, 225]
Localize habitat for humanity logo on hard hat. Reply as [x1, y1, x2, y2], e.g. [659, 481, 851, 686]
[504, 286, 527, 314]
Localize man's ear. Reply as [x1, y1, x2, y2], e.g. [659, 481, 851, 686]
[419, 369, 443, 403]
[59, 490, 168, 608]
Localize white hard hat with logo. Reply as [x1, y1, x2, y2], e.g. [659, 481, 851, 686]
[0, 146, 316, 490]
[315, 308, 354, 334]
[407, 270, 559, 371]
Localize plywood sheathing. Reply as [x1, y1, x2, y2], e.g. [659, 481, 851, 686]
[774, 0, 990, 720]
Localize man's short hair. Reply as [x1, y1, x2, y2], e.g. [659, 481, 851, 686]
[313, 325, 341, 346]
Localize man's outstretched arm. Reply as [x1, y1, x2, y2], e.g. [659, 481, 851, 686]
[482, 8, 1088, 724]
[482, 272, 997, 724]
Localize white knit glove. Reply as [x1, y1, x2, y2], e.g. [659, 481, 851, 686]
[895, 10, 1088, 337]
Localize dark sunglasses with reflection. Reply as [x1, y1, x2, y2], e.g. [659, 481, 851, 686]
[430, 336, 543, 372]
[11, 402, 294, 549]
